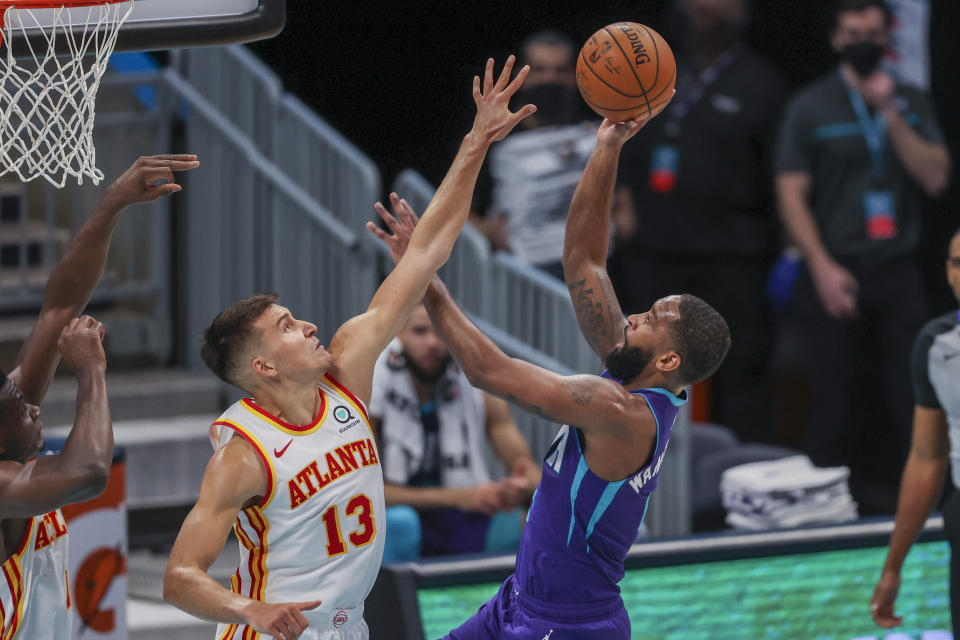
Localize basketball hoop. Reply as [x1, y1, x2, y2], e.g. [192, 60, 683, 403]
[0, 0, 134, 187]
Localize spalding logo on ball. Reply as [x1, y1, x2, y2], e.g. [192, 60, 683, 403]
[577, 22, 677, 122]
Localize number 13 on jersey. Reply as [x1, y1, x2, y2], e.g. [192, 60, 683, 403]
[321, 493, 376, 557]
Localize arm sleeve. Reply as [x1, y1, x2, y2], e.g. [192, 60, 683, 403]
[910, 326, 941, 409]
[774, 95, 816, 174]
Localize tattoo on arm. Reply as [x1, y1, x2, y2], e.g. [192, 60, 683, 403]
[505, 394, 560, 423]
[598, 274, 624, 327]
[563, 378, 600, 406]
[568, 277, 624, 356]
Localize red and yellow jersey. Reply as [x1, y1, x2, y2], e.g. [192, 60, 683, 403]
[210, 374, 384, 639]
[0, 509, 71, 640]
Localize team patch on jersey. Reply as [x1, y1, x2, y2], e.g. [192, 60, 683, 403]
[333, 405, 363, 434]
[288, 439, 380, 508]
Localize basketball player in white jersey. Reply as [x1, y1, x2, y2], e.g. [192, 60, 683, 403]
[0, 154, 199, 639]
[162, 57, 536, 640]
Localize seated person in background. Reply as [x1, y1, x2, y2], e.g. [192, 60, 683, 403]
[371, 303, 541, 561]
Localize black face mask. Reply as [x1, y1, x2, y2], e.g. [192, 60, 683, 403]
[842, 41, 886, 77]
[514, 83, 580, 126]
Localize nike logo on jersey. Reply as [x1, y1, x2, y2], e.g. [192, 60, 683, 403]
[274, 439, 293, 458]
[945, 351, 960, 361]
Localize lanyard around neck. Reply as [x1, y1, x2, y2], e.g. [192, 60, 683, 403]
[841, 71, 888, 181]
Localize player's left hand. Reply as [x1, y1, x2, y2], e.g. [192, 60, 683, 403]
[870, 569, 903, 628]
[470, 55, 537, 144]
[103, 154, 200, 209]
[367, 192, 420, 265]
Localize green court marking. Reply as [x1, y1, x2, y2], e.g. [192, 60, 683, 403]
[418, 541, 951, 640]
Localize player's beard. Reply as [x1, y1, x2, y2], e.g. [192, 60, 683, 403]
[604, 343, 654, 384]
[404, 350, 452, 385]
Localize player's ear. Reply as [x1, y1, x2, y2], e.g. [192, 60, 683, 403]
[656, 350, 681, 375]
[251, 356, 276, 379]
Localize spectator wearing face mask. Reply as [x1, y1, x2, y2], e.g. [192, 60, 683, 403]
[471, 29, 598, 278]
[775, 0, 950, 513]
[609, 0, 787, 445]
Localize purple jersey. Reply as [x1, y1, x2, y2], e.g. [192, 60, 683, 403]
[515, 384, 687, 604]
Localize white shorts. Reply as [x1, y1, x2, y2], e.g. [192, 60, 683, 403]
[293, 617, 368, 640]
[216, 608, 368, 640]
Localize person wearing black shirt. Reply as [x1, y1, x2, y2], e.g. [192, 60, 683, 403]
[775, 0, 950, 512]
[611, 0, 786, 443]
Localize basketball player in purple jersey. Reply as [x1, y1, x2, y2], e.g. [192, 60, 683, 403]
[369, 114, 729, 639]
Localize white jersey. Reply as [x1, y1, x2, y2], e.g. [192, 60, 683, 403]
[210, 374, 384, 640]
[0, 509, 72, 640]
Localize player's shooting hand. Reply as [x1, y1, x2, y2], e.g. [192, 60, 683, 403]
[241, 599, 322, 640]
[470, 56, 537, 144]
[367, 193, 420, 266]
[870, 570, 903, 628]
[58, 316, 106, 375]
[103, 154, 200, 209]
[597, 90, 675, 148]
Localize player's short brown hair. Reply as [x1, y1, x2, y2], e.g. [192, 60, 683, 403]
[670, 295, 731, 386]
[201, 293, 278, 388]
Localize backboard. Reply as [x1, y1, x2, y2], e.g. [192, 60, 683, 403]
[3, 0, 286, 58]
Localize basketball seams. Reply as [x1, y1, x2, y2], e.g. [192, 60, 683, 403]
[643, 64, 677, 107]
[577, 21, 677, 122]
[579, 49, 647, 100]
[578, 63, 676, 117]
[637, 24, 662, 94]
[602, 26, 651, 117]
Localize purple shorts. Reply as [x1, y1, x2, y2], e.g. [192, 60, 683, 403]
[441, 574, 630, 640]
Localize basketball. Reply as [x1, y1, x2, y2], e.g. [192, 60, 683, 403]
[576, 22, 677, 122]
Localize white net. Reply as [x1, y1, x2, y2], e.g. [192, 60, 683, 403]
[0, 0, 134, 188]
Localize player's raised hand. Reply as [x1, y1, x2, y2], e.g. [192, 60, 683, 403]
[241, 599, 322, 640]
[367, 192, 420, 266]
[470, 55, 537, 144]
[103, 154, 200, 208]
[597, 90, 675, 148]
[870, 570, 903, 628]
[57, 315, 106, 374]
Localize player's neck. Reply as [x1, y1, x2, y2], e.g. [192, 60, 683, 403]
[252, 381, 323, 427]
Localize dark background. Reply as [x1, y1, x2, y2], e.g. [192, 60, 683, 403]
[250, 0, 959, 311]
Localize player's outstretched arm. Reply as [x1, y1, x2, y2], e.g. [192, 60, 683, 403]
[871, 404, 949, 628]
[329, 57, 536, 405]
[0, 316, 112, 518]
[10, 155, 199, 405]
[562, 110, 668, 359]
[164, 438, 321, 639]
[368, 201, 651, 441]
